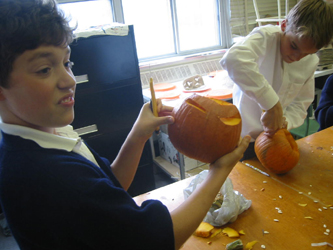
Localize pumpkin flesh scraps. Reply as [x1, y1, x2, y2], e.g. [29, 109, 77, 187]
[222, 227, 240, 238]
[194, 222, 214, 238]
[238, 229, 246, 235]
[245, 240, 258, 249]
[210, 228, 222, 238]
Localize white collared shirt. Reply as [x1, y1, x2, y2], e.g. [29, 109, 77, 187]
[221, 25, 317, 140]
[0, 123, 100, 167]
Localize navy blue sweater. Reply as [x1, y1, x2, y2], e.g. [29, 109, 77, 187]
[315, 74, 333, 131]
[0, 132, 174, 250]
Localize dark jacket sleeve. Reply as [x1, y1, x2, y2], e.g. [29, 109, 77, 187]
[0, 134, 175, 250]
[315, 74, 333, 131]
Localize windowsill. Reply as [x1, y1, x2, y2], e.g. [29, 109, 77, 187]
[138, 36, 247, 72]
[139, 49, 228, 72]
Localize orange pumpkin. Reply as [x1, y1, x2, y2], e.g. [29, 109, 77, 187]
[254, 129, 300, 174]
[168, 94, 242, 163]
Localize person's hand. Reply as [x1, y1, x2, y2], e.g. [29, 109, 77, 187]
[209, 135, 251, 174]
[260, 102, 285, 137]
[132, 99, 174, 141]
[156, 98, 174, 117]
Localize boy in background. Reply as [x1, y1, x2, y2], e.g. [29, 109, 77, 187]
[221, 0, 333, 160]
[0, 0, 250, 249]
[315, 74, 333, 131]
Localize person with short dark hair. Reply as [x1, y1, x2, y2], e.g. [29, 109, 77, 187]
[0, 1, 250, 249]
[315, 74, 333, 131]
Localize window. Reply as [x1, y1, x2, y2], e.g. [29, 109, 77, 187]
[121, 0, 224, 60]
[58, 0, 231, 62]
[58, 0, 297, 62]
[175, 0, 220, 52]
[58, 0, 113, 32]
[121, 0, 175, 59]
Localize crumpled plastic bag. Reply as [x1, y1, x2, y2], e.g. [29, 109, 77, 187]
[183, 170, 251, 227]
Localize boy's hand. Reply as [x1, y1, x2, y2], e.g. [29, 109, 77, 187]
[260, 102, 285, 137]
[132, 100, 174, 141]
[209, 135, 251, 173]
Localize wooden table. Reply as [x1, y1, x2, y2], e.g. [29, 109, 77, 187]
[134, 127, 333, 249]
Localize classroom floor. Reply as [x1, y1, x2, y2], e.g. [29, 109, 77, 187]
[186, 164, 210, 177]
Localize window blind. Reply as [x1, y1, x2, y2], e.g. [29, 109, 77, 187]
[230, 0, 297, 37]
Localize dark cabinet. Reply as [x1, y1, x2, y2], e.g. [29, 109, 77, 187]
[70, 25, 155, 196]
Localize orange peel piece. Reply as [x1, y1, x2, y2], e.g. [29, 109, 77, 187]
[222, 227, 240, 238]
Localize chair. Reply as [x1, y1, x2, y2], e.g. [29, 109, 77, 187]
[290, 104, 320, 139]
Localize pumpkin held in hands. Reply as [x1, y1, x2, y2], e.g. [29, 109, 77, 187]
[254, 129, 300, 174]
[168, 94, 242, 163]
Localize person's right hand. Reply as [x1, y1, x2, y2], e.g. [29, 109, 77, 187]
[260, 101, 285, 137]
[131, 100, 174, 142]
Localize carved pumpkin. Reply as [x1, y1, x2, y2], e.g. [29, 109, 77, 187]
[254, 129, 300, 174]
[168, 94, 242, 163]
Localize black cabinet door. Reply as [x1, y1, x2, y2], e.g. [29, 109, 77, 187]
[72, 83, 143, 137]
[69, 26, 155, 196]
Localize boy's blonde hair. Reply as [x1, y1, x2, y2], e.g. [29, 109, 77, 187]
[286, 0, 333, 49]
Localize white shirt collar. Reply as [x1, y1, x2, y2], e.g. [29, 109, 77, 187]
[0, 123, 80, 152]
[0, 123, 101, 167]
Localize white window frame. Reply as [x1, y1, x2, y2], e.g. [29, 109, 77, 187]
[58, 0, 297, 85]
[58, 0, 232, 62]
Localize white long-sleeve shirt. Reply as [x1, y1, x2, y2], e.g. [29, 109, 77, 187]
[220, 25, 318, 140]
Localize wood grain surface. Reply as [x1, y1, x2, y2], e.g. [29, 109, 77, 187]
[134, 127, 333, 250]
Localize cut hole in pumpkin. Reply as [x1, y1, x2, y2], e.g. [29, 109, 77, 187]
[185, 99, 206, 113]
[284, 129, 298, 151]
[220, 117, 241, 126]
[210, 98, 232, 106]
